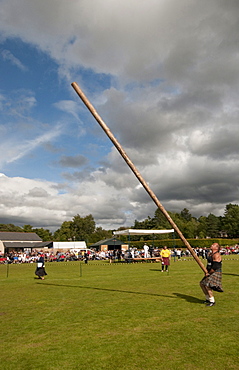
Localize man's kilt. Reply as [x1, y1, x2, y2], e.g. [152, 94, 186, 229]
[162, 257, 170, 266]
[200, 270, 223, 292]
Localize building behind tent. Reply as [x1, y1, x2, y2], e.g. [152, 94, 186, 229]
[89, 237, 128, 252]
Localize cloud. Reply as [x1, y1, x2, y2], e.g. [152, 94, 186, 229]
[0, 89, 37, 118]
[0, 0, 238, 86]
[59, 154, 88, 168]
[0, 150, 237, 231]
[0, 0, 238, 230]
[0, 89, 64, 170]
[53, 100, 82, 120]
[0, 173, 134, 230]
[0, 123, 63, 168]
[1, 49, 27, 71]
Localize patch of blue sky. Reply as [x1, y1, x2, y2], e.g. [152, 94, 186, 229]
[1, 38, 115, 96]
[68, 70, 115, 159]
[0, 38, 58, 96]
[0, 37, 114, 181]
[3, 118, 111, 182]
[5, 150, 60, 182]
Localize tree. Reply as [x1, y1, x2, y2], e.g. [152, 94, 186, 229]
[153, 208, 171, 229]
[22, 225, 33, 232]
[183, 218, 199, 238]
[180, 208, 192, 222]
[33, 228, 53, 241]
[54, 221, 74, 241]
[133, 216, 156, 230]
[72, 214, 95, 241]
[223, 204, 239, 238]
[197, 216, 207, 238]
[206, 213, 220, 238]
[0, 224, 22, 232]
[88, 227, 112, 244]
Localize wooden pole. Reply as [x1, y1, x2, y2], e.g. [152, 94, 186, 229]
[71, 82, 207, 275]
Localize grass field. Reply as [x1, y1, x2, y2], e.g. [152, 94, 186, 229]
[1, 256, 239, 370]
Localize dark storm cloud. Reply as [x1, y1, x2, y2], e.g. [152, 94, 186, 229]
[0, 0, 239, 229]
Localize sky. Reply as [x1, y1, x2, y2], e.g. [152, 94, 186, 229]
[0, 0, 239, 232]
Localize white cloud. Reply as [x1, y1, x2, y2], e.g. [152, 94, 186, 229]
[0, 173, 135, 230]
[53, 100, 82, 120]
[0, 90, 37, 118]
[0, 124, 63, 167]
[1, 49, 27, 71]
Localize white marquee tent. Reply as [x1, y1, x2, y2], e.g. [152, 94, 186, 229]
[113, 229, 174, 236]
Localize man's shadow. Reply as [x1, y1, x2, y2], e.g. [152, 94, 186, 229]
[173, 293, 203, 304]
[38, 282, 202, 303]
[40, 282, 175, 298]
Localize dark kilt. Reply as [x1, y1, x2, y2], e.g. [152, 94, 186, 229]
[200, 270, 223, 292]
[35, 267, 47, 277]
[162, 257, 170, 266]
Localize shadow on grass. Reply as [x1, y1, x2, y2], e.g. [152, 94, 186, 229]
[38, 283, 204, 304]
[173, 293, 203, 304]
[150, 269, 170, 273]
[39, 282, 176, 299]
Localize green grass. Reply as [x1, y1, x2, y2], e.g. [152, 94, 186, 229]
[1, 256, 239, 370]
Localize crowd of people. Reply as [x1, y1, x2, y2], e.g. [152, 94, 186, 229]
[0, 243, 238, 265]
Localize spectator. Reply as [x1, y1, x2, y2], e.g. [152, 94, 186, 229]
[177, 249, 182, 260]
[143, 243, 149, 258]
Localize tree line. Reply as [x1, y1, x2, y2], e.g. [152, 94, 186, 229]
[0, 203, 238, 242]
[133, 203, 239, 240]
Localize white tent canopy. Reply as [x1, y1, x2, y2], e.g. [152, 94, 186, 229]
[113, 229, 174, 236]
[52, 241, 87, 249]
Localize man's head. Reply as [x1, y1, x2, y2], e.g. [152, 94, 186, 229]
[211, 243, 220, 252]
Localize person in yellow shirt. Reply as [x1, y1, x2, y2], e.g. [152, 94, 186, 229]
[160, 246, 171, 272]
